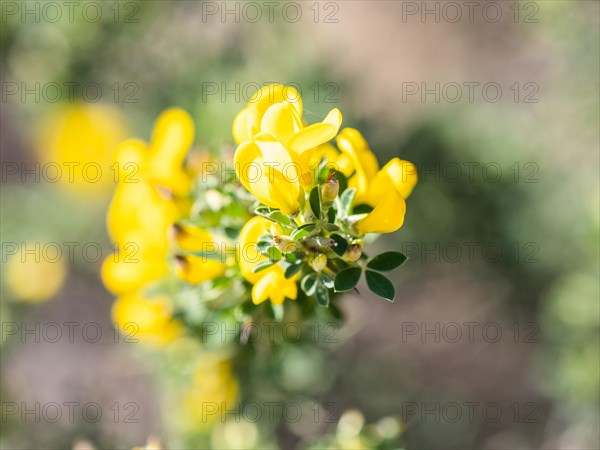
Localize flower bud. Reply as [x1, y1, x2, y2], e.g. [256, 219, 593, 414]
[321, 171, 339, 204]
[343, 243, 362, 262]
[309, 253, 328, 272]
[273, 235, 299, 254]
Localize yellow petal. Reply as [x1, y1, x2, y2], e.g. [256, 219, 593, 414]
[281, 275, 298, 300]
[251, 271, 276, 305]
[238, 156, 300, 214]
[112, 294, 180, 346]
[35, 103, 129, 197]
[251, 269, 297, 305]
[335, 128, 380, 203]
[232, 106, 260, 144]
[150, 108, 194, 166]
[174, 255, 226, 284]
[235, 139, 300, 214]
[250, 84, 302, 118]
[101, 255, 168, 295]
[106, 180, 180, 246]
[237, 217, 271, 283]
[4, 244, 67, 303]
[260, 102, 297, 145]
[356, 189, 407, 234]
[333, 153, 354, 177]
[369, 158, 418, 200]
[170, 224, 214, 252]
[288, 108, 342, 154]
[254, 133, 297, 176]
[234, 141, 262, 192]
[337, 127, 368, 154]
[361, 148, 380, 180]
[115, 139, 147, 172]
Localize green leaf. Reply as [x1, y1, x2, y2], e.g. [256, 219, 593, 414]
[315, 279, 330, 307]
[309, 186, 321, 219]
[266, 246, 282, 261]
[291, 224, 315, 240]
[334, 170, 348, 194]
[301, 274, 318, 296]
[253, 260, 276, 273]
[256, 240, 273, 253]
[338, 188, 356, 218]
[365, 270, 395, 301]
[366, 252, 408, 271]
[324, 223, 339, 232]
[284, 252, 299, 262]
[329, 233, 349, 257]
[327, 206, 336, 223]
[284, 261, 303, 279]
[334, 267, 362, 292]
[269, 210, 291, 225]
[254, 206, 270, 218]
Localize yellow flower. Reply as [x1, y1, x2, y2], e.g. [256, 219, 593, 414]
[183, 356, 239, 430]
[173, 255, 227, 285]
[233, 84, 343, 214]
[102, 109, 196, 295]
[35, 103, 129, 197]
[335, 128, 380, 204]
[366, 157, 418, 203]
[112, 294, 181, 346]
[327, 128, 417, 234]
[169, 223, 214, 251]
[146, 108, 195, 196]
[237, 216, 298, 305]
[355, 190, 407, 234]
[101, 250, 169, 295]
[4, 242, 67, 303]
[106, 179, 181, 251]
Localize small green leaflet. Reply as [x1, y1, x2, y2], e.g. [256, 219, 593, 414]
[301, 273, 318, 296]
[334, 267, 362, 292]
[365, 270, 395, 301]
[329, 233, 349, 257]
[338, 188, 356, 218]
[284, 261, 303, 279]
[315, 278, 330, 307]
[366, 251, 408, 271]
[309, 186, 321, 218]
[253, 260, 276, 273]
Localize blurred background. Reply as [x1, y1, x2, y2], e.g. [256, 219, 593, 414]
[1, 1, 598, 449]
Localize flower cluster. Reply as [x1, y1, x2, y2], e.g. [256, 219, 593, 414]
[102, 84, 417, 343]
[233, 84, 417, 306]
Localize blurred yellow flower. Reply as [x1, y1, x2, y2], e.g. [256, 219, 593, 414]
[103, 108, 195, 295]
[233, 84, 343, 214]
[35, 103, 129, 197]
[184, 356, 239, 430]
[4, 242, 67, 303]
[101, 250, 169, 296]
[174, 254, 227, 285]
[112, 294, 181, 346]
[237, 217, 297, 305]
